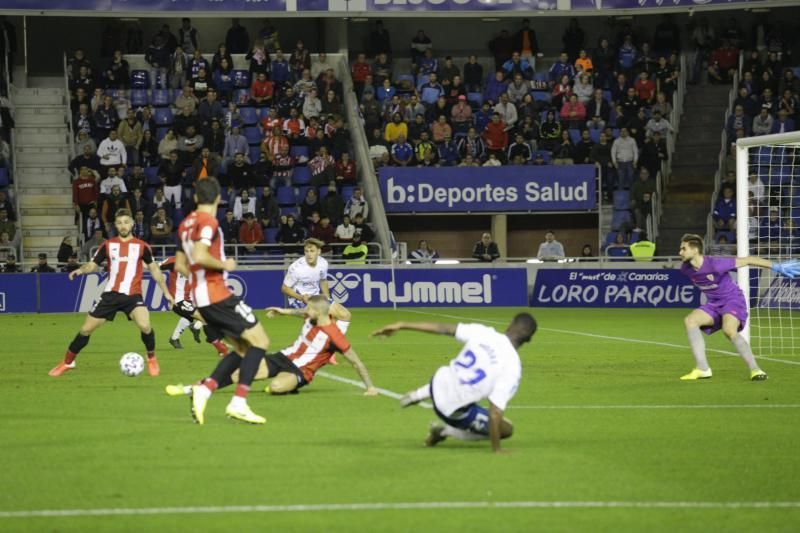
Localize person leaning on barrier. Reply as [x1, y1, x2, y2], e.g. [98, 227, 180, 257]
[536, 231, 565, 261]
[342, 232, 369, 265]
[473, 233, 500, 263]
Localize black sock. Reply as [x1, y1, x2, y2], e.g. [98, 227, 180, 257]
[141, 330, 156, 353]
[203, 325, 222, 343]
[238, 347, 266, 387]
[210, 352, 242, 387]
[67, 333, 90, 355]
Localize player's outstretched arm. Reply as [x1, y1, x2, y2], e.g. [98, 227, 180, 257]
[265, 307, 305, 318]
[68, 261, 98, 280]
[192, 242, 236, 272]
[736, 257, 800, 278]
[371, 321, 457, 338]
[488, 401, 507, 454]
[147, 262, 174, 308]
[340, 347, 378, 396]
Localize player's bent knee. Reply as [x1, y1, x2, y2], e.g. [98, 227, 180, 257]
[268, 373, 297, 394]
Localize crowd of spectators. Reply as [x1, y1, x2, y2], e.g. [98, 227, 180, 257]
[65, 19, 375, 261]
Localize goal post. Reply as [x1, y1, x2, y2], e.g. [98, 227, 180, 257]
[735, 131, 800, 353]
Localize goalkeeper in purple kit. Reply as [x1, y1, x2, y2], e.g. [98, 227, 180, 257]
[678, 234, 800, 381]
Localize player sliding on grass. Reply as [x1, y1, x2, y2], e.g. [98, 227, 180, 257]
[165, 296, 377, 397]
[160, 256, 229, 356]
[678, 233, 800, 382]
[176, 177, 271, 425]
[371, 313, 537, 453]
[49, 209, 174, 377]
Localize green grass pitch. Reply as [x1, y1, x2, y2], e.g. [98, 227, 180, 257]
[2, 307, 800, 532]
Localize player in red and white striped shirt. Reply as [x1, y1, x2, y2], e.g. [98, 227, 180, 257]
[160, 257, 228, 356]
[49, 209, 174, 377]
[174, 177, 271, 425]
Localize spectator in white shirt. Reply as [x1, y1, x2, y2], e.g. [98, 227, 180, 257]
[611, 127, 638, 189]
[344, 187, 369, 220]
[493, 93, 518, 131]
[233, 189, 256, 221]
[99, 166, 128, 195]
[537, 230, 566, 260]
[334, 214, 356, 242]
[748, 171, 765, 202]
[97, 129, 127, 174]
[644, 110, 674, 138]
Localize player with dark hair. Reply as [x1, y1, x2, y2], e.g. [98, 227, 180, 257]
[371, 313, 538, 453]
[165, 295, 377, 397]
[49, 209, 174, 377]
[175, 177, 272, 425]
[678, 233, 799, 381]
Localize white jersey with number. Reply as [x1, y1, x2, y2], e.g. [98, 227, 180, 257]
[283, 256, 328, 297]
[431, 323, 522, 417]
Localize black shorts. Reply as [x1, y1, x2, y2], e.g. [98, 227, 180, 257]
[265, 352, 307, 387]
[173, 300, 196, 321]
[89, 292, 145, 321]
[197, 295, 257, 340]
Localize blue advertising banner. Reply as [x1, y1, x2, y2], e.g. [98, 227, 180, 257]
[379, 165, 596, 213]
[326, 267, 528, 307]
[296, 0, 330, 10]
[572, 0, 762, 8]
[366, 0, 557, 11]
[532, 269, 701, 308]
[0, 274, 38, 313]
[0, 0, 286, 11]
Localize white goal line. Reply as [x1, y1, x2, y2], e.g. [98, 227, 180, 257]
[2, 500, 800, 518]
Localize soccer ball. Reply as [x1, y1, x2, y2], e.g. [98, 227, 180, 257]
[119, 352, 145, 377]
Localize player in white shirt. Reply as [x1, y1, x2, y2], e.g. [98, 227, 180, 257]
[372, 313, 537, 453]
[281, 238, 330, 309]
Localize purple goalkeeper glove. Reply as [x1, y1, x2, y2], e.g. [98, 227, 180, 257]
[772, 259, 800, 279]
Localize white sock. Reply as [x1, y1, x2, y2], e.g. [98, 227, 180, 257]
[730, 334, 759, 371]
[441, 425, 486, 441]
[196, 384, 213, 399]
[191, 320, 203, 331]
[228, 396, 247, 410]
[686, 327, 710, 371]
[171, 317, 192, 340]
[408, 384, 431, 403]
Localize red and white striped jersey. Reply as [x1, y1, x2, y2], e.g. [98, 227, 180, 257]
[282, 318, 351, 384]
[160, 256, 192, 302]
[178, 210, 231, 307]
[92, 237, 153, 296]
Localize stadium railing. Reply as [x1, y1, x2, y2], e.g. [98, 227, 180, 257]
[704, 51, 743, 248]
[63, 52, 76, 160]
[5, 43, 21, 264]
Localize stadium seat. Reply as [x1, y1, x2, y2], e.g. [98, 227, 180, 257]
[233, 70, 251, 88]
[216, 206, 227, 220]
[588, 128, 601, 143]
[248, 146, 261, 163]
[244, 127, 263, 145]
[415, 74, 430, 91]
[533, 72, 548, 83]
[534, 151, 551, 164]
[341, 185, 355, 201]
[154, 108, 174, 126]
[264, 227, 279, 243]
[144, 187, 156, 200]
[276, 186, 297, 205]
[234, 89, 251, 105]
[602, 90, 612, 102]
[568, 129, 581, 144]
[793, 67, 800, 79]
[532, 91, 551, 103]
[297, 185, 314, 202]
[156, 126, 169, 142]
[611, 210, 631, 230]
[395, 73, 415, 86]
[467, 92, 483, 106]
[151, 89, 171, 107]
[131, 70, 149, 89]
[131, 89, 148, 107]
[258, 107, 272, 120]
[280, 206, 300, 218]
[240, 107, 259, 126]
[292, 166, 312, 185]
[290, 145, 309, 159]
[0, 167, 8, 188]
[605, 231, 623, 246]
[607, 246, 631, 258]
[611, 128, 620, 139]
[104, 89, 118, 98]
[172, 89, 182, 101]
[144, 166, 160, 185]
[608, 108, 617, 127]
[421, 87, 441, 105]
[613, 191, 630, 210]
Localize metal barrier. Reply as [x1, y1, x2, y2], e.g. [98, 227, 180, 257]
[63, 52, 75, 160]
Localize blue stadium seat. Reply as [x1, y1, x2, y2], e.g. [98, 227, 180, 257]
[154, 108, 174, 126]
[588, 128, 601, 143]
[605, 231, 624, 246]
[568, 129, 582, 144]
[233, 70, 251, 88]
[145, 187, 155, 200]
[297, 185, 314, 203]
[151, 89, 171, 107]
[216, 206, 227, 220]
[533, 72, 548, 83]
[131, 89, 148, 107]
[608, 108, 617, 127]
[535, 151, 551, 164]
[611, 128, 620, 139]
[104, 89, 119, 98]
[792, 67, 800, 79]
[280, 206, 300, 218]
[602, 90, 612, 102]
[290, 145, 309, 159]
[341, 185, 355, 201]
[607, 246, 631, 258]
[244, 127, 263, 145]
[240, 107, 259, 126]
[248, 146, 261, 163]
[0, 168, 8, 188]
[394, 73, 415, 86]
[276, 186, 297, 205]
[292, 166, 312, 185]
[264, 227, 279, 243]
[172, 89, 182, 101]
[258, 107, 272, 120]
[156, 126, 169, 142]
[131, 70, 149, 89]
[466, 92, 483, 106]
[611, 210, 631, 230]
[144, 166, 160, 185]
[532, 91, 551, 103]
[613, 190, 630, 210]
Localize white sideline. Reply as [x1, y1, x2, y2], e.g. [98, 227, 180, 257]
[511, 404, 800, 409]
[403, 310, 800, 367]
[317, 371, 432, 408]
[2, 500, 800, 518]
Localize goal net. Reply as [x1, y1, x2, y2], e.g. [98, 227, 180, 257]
[736, 131, 800, 358]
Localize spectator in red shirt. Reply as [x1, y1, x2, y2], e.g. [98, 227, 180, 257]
[250, 72, 274, 107]
[351, 52, 372, 95]
[335, 152, 356, 186]
[708, 40, 740, 84]
[310, 215, 336, 251]
[238, 212, 264, 253]
[634, 71, 656, 105]
[560, 94, 586, 129]
[481, 112, 509, 163]
[72, 166, 99, 219]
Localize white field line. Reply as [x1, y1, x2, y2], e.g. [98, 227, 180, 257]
[402, 310, 800, 367]
[316, 370, 432, 409]
[511, 404, 800, 409]
[2, 500, 800, 518]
